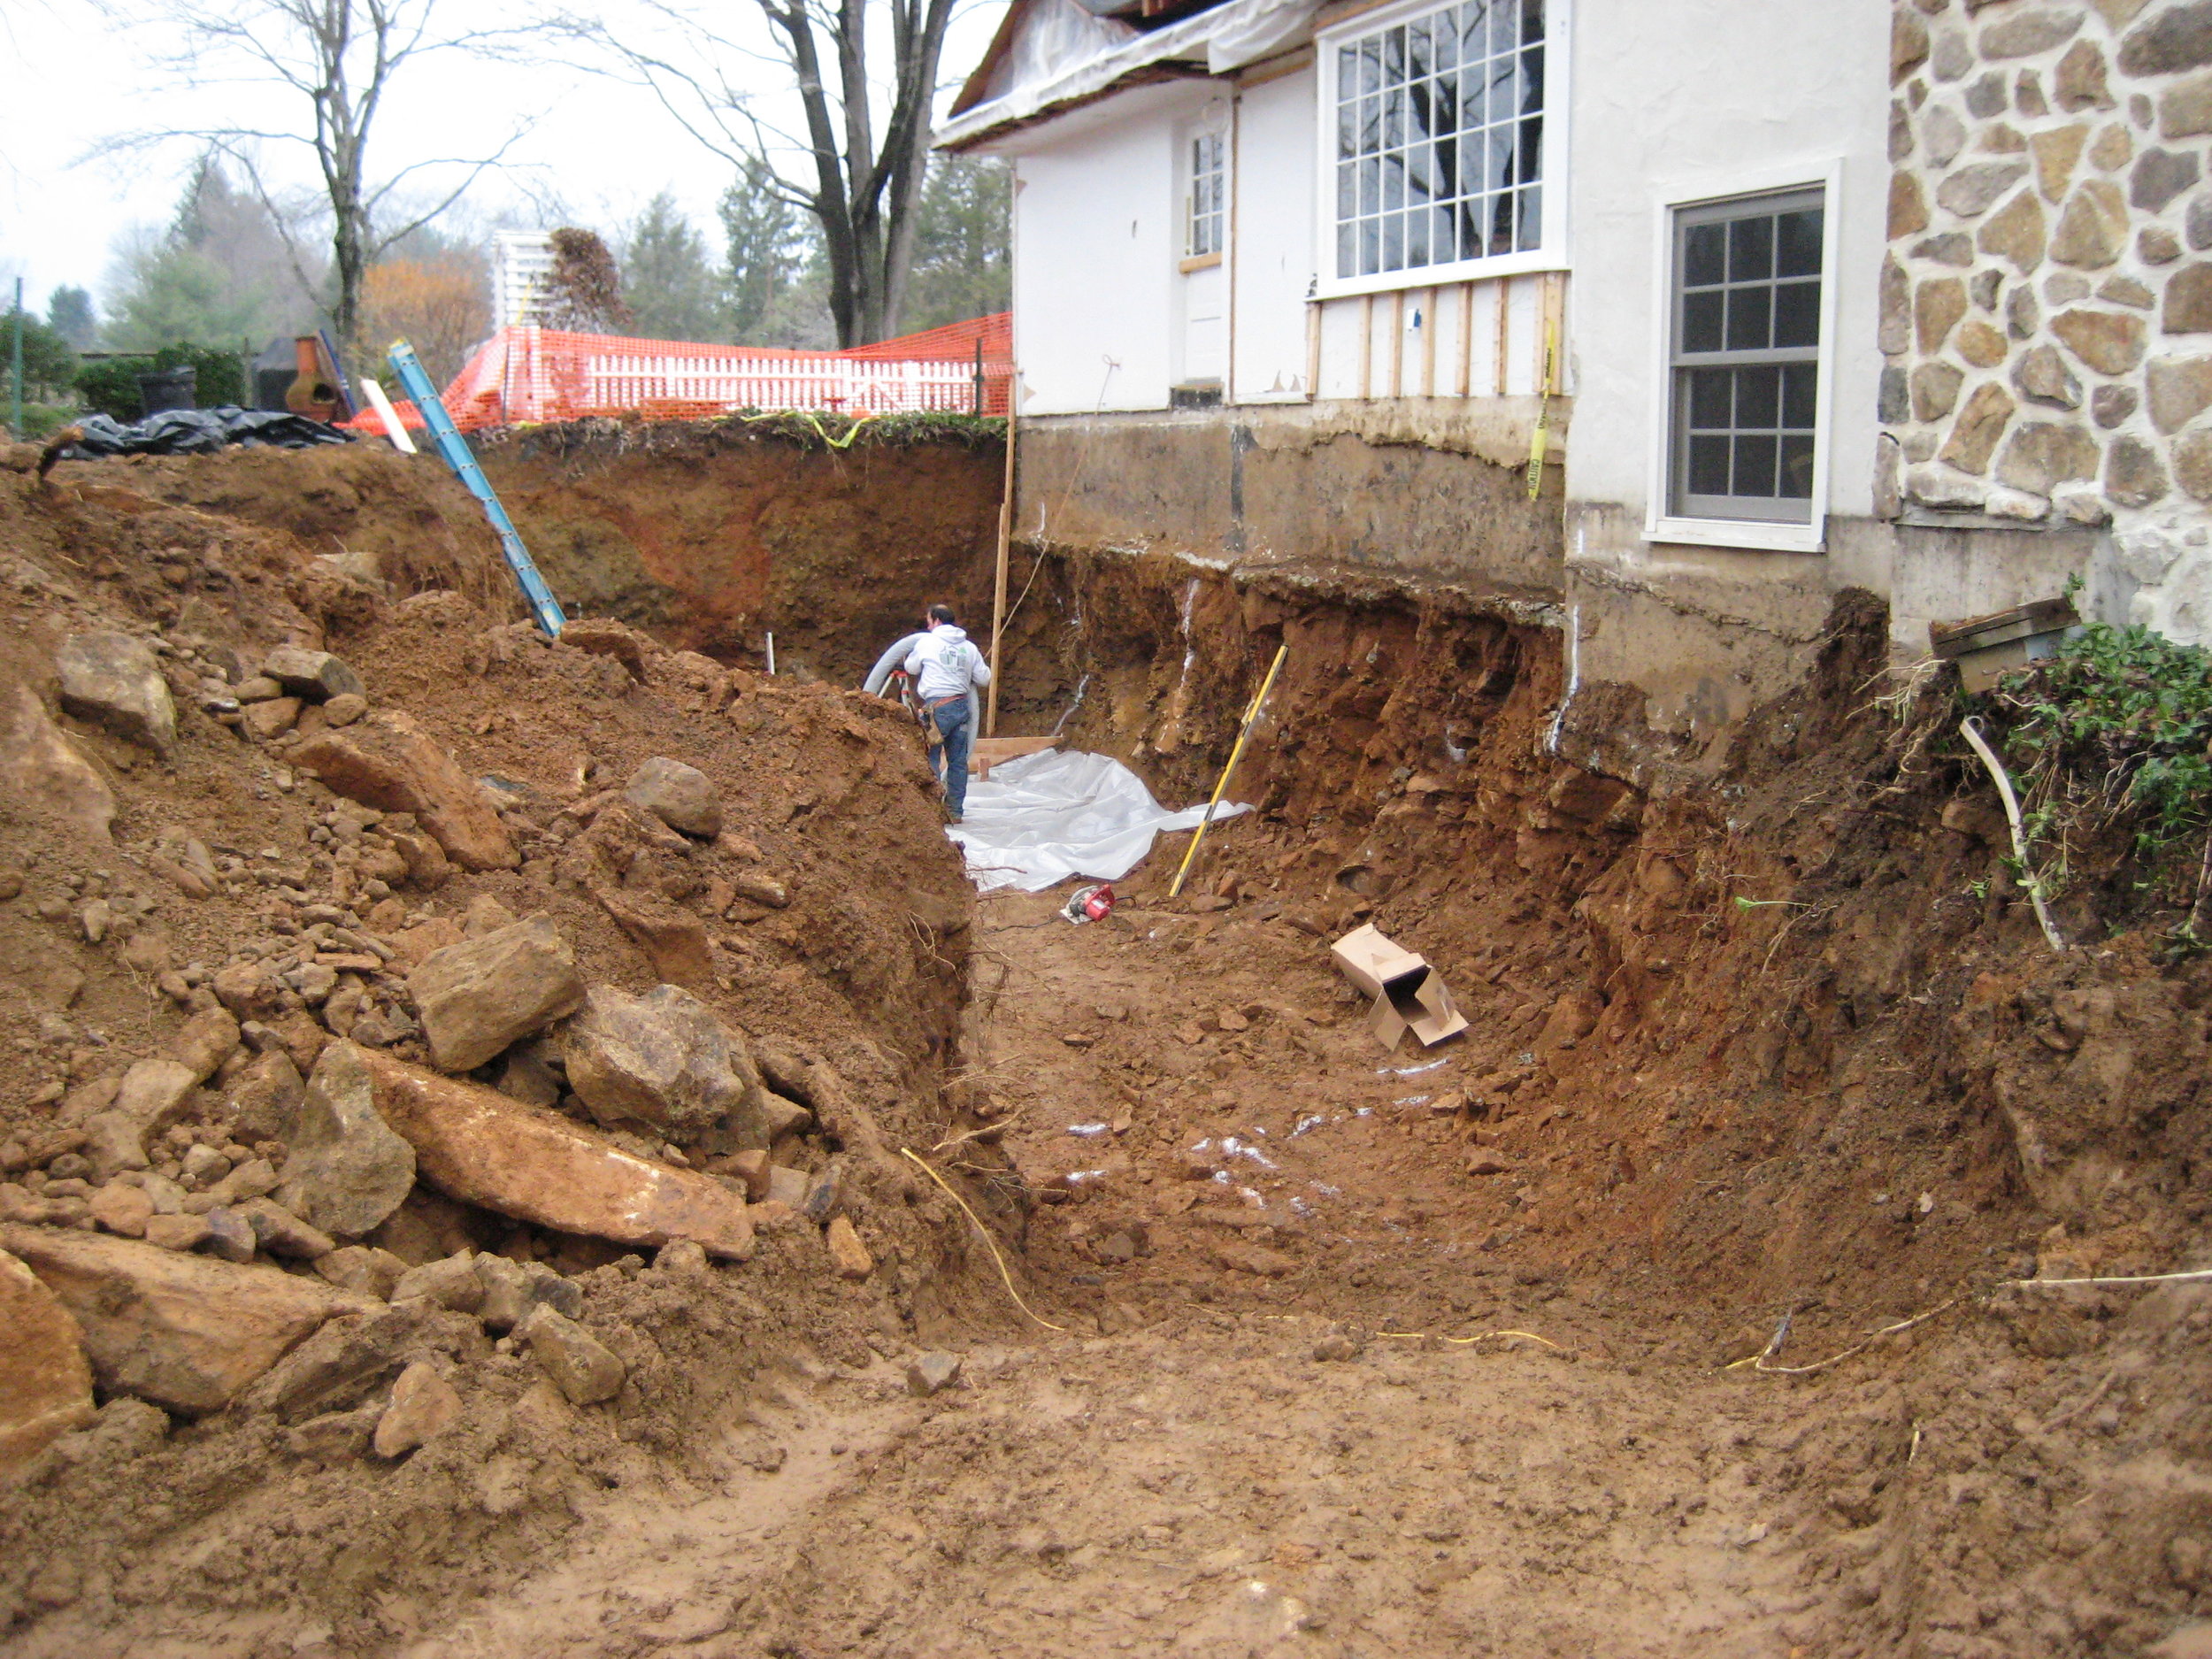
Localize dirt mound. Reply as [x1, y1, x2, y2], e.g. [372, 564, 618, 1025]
[0, 451, 1017, 1648]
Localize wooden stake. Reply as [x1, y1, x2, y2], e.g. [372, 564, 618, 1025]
[1168, 643, 1288, 899]
[987, 389, 1016, 738]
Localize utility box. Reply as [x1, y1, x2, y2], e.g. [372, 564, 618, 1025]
[1330, 923, 1468, 1051]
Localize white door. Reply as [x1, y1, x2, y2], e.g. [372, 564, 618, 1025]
[1179, 127, 1228, 389]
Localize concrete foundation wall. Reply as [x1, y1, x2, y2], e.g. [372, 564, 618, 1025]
[1014, 402, 1563, 602]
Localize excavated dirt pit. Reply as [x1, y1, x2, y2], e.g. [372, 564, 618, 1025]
[0, 429, 2208, 1659]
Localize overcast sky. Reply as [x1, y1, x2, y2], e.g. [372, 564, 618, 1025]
[0, 0, 1006, 317]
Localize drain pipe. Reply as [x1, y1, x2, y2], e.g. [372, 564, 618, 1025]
[1960, 716, 2067, 954]
[1544, 600, 1580, 757]
[1050, 672, 1092, 738]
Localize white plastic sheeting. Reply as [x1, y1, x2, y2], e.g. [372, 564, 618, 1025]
[947, 748, 1249, 893]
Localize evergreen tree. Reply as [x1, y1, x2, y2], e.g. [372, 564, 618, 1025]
[105, 244, 267, 350]
[622, 194, 725, 343]
[901, 157, 1012, 333]
[720, 159, 822, 345]
[104, 157, 322, 350]
[46, 287, 97, 351]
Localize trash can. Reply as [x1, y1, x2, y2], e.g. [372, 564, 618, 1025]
[136, 366, 197, 417]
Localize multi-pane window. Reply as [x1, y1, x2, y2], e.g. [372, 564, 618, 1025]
[1670, 188, 1825, 523]
[1189, 132, 1225, 259]
[1332, 0, 1546, 282]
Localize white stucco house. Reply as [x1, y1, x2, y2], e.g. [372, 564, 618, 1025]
[940, 0, 2132, 775]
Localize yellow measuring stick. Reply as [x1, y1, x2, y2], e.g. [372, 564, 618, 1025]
[1168, 642, 1288, 899]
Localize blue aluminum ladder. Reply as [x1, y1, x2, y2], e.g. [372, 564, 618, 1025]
[385, 339, 566, 638]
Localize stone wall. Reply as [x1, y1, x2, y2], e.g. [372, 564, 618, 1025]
[1886, 0, 2212, 642]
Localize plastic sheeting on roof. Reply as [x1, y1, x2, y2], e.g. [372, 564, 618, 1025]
[938, 0, 1316, 149]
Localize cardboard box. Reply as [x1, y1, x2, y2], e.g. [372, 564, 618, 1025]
[1329, 923, 1468, 1051]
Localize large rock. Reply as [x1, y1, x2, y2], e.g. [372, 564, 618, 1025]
[224, 1046, 305, 1142]
[563, 984, 770, 1146]
[275, 1041, 417, 1238]
[240, 1301, 464, 1423]
[373, 1359, 461, 1458]
[625, 757, 723, 838]
[56, 632, 176, 754]
[1940, 382, 2016, 475]
[2121, 0, 2212, 77]
[0, 1248, 96, 1474]
[289, 710, 518, 872]
[114, 1058, 201, 1140]
[261, 647, 364, 703]
[0, 1225, 372, 1415]
[2052, 306, 2147, 373]
[408, 914, 585, 1072]
[350, 1047, 756, 1261]
[171, 1007, 242, 1085]
[593, 887, 716, 988]
[0, 685, 115, 843]
[517, 1304, 625, 1406]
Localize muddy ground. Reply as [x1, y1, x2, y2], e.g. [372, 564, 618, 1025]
[0, 427, 2207, 1659]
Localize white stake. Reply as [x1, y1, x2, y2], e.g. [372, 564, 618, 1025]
[765, 631, 776, 675]
[360, 378, 418, 454]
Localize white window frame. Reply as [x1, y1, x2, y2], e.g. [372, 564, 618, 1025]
[1645, 158, 1843, 555]
[1313, 0, 1570, 302]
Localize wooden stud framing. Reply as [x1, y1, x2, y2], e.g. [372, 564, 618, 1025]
[1494, 276, 1512, 397]
[1455, 281, 1474, 398]
[1358, 293, 1374, 401]
[1388, 288, 1404, 398]
[1420, 285, 1438, 397]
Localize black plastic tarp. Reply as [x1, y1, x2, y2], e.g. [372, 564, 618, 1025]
[59, 407, 355, 459]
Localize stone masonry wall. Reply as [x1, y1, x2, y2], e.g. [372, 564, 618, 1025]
[1886, 0, 2212, 641]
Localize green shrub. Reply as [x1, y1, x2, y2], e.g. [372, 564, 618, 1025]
[73, 343, 248, 422]
[1990, 620, 2212, 856]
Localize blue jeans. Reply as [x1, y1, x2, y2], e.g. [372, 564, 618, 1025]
[931, 698, 973, 819]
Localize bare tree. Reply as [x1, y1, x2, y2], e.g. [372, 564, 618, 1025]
[96, 0, 534, 372]
[557, 0, 956, 347]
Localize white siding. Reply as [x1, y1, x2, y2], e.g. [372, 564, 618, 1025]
[1563, 0, 1889, 526]
[1229, 65, 1317, 403]
[1009, 86, 1201, 415]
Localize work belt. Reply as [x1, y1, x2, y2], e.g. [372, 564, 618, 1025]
[925, 694, 966, 712]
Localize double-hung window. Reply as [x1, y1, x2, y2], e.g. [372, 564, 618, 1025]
[1663, 186, 1829, 533]
[1188, 131, 1226, 262]
[1318, 0, 1557, 296]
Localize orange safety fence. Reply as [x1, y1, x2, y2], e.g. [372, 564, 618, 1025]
[348, 313, 1013, 435]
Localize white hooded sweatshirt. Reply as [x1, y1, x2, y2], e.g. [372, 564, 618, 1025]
[903, 625, 992, 704]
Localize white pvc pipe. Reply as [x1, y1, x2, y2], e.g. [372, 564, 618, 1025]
[765, 631, 776, 675]
[1960, 715, 2066, 954]
[360, 378, 418, 454]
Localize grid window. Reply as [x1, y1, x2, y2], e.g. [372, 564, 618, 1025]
[1189, 132, 1225, 259]
[1332, 0, 1546, 282]
[1670, 188, 1824, 524]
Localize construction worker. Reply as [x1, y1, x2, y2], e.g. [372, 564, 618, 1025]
[904, 603, 992, 822]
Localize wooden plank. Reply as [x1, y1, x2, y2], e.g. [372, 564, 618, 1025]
[1455, 281, 1473, 398]
[970, 736, 1058, 777]
[987, 397, 1017, 737]
[1389, 288, 1404, 398]
[1494, 276, 1512, 397]
[1421, 285, 1438, 397]
[1305, 302, 1322, 401]
[1359, 293, 1374, 401]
